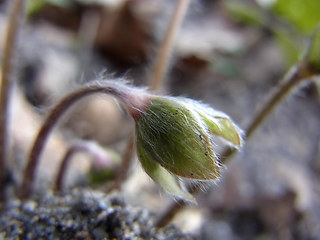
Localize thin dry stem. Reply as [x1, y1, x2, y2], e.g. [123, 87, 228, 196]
[19, 83, 129, 199]
[245, 63, 308, 138]
[154, 59, 314, 229]
[0, 0, 25, 203]
[149, 0, 190, 91]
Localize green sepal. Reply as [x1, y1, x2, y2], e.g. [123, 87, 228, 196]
[182, 98, 243, 147]
[137, 144, 196, 202]
[202, 115, 242, 147]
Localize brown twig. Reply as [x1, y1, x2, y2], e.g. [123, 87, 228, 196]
[154, 51, 315, 229]
[105, 0, 190, 194]
[19, 82, 136, 199]
[0, 0, 25, 203]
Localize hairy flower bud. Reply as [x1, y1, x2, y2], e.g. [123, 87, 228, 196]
[133, 95, 243, 201]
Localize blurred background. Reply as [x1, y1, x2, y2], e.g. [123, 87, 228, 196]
[0, 0, 320, 239]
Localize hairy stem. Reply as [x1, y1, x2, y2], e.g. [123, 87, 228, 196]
[154, 59, 313, 228]
[106, 0, 190, 194]
[19, 82, 133, 199]
[0, 0, 25, 203]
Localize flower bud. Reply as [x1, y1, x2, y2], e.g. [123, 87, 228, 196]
[134, 96, 243, 201]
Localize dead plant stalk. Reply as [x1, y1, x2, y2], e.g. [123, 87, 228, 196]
[154, 58, 313, 228]
[0, 0, 26, 203]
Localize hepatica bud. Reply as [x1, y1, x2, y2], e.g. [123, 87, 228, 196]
[130, 94, 243, 202]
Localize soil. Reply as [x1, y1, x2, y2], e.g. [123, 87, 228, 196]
[0, 188, 196, 239]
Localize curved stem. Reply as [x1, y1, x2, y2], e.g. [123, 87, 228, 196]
[19, 82, 133, 199]
[54, 140, 112, 191]
[105, 0, 191, 194]
[54, 144, 86, 192]
[0, 0, 25, 203]
[54, 149, 76, 192]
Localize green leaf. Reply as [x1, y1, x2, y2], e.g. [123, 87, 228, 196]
[27, 0, 69, 16]
[89, 168, 114, 186]
[224, 1, 266, 26]
[272, 28, 301, 66]
[307, 25, 320, 71]
[272, 0, 320, 33]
